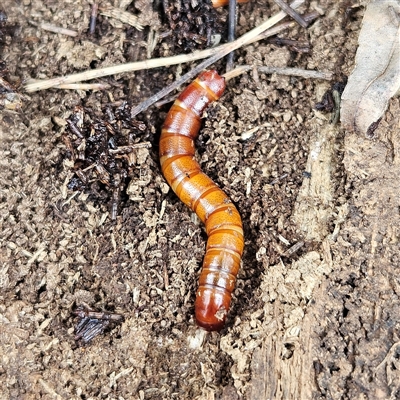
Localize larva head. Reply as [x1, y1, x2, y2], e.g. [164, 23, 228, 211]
[195, 286, 231, 331]
[197, 70, 226, 100]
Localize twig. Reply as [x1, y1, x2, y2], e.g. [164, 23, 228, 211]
[55, 83, 111, 90]
[153, 61, 331, 108]
[224, 65, 333, 82]
[267, 37, 310, 53]
[226, 0, 237, 72]
[130, 0, 305, 116]
[154, 95, 177, 108]
[89, 4, 99, 35]
[246, 11, 319, 45]
[240, 122, 271, 141]
[282, 241, 305, 257]
[108, 142, 152, 154]
[133, 63, 331, 117]
[40, 23, 78, 37]
[273, 0, 309, 28]
[374, 341, 400, 371]
[24, 0, 305, 93]
[269, 173, 288, 185]
[130, 52, 223, 117]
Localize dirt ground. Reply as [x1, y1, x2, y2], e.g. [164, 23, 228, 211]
[1, 0, 400, 399]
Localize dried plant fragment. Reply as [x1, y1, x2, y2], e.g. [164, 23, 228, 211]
[340, 0, 400, 135]
[99, 6, 144, 31]
[73, 305, 124, 345]
[161, 0, 224, 53]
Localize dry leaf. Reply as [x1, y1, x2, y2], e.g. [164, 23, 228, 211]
[340, 0, 400, 135]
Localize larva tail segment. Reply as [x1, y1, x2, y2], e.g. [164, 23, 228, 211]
[160, 70, 244, 332]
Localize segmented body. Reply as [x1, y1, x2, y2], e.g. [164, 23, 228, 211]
[160, 70, 244, 331]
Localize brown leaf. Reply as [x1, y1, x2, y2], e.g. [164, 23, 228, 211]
[340, 0, 400, 135]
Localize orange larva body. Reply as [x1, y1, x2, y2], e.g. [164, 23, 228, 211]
[211, 0, 250, 8]
[160, 70, 244, 331]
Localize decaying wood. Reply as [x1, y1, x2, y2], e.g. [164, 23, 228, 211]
[340, 0, 400, 135]
[247, 250, 332, 399]
[293, 121, 338, 241]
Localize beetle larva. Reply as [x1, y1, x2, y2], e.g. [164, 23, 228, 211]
[160, 70, 244, 331]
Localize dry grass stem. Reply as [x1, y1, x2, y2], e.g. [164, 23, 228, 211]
[24, 0, 304, 93]
[55, 83, 111, 90]
[40, 23, 78, 37]
[273, 0, 309, 27]
[130, 0, 305, 116]
[247, 11, 319, 45]
[224, 65, 333, 81]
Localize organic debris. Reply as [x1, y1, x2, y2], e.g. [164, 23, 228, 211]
[161, 0, 223, 53]
[0, 11, 24, 112]
[63, 104, 151, 219]
[0, 9, 18, 50]
[73, 305, 125, 345]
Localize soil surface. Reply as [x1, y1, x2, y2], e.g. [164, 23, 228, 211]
[2, 1, 400, 399]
